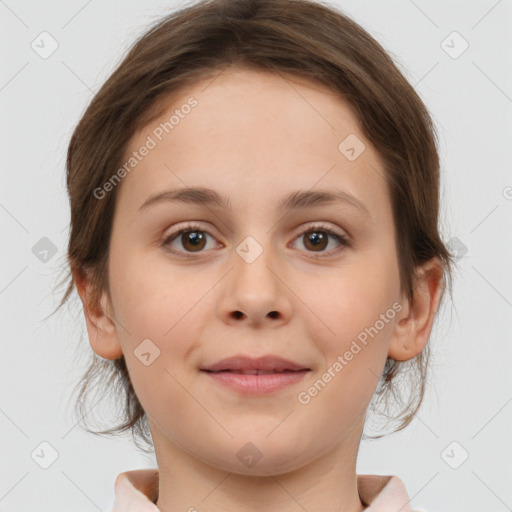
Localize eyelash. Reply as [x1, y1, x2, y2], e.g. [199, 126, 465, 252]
[160, 222, 351, 260]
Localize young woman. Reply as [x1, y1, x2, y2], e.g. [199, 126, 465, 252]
[57, 0, 453, 510]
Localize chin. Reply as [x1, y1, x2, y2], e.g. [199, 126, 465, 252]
[202, 436, 312, 477]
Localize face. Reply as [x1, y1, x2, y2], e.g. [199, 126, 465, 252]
[89, 67, 414, 475]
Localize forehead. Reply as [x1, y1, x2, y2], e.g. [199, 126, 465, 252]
[116, 66, 388, 218]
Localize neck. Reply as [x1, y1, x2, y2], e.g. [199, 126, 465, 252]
[151, 424, 366, 512]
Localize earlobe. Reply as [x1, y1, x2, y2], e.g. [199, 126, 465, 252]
[388, 258, 445, 362]
[72, 265, 124, 360]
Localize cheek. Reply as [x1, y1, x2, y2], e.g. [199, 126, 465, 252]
[108, 257, 211, 407]
[294, 270, 398, 434]
[308, 259, 399, 348]
[109, 249, 198, 338]
[110, 264, 207, 422]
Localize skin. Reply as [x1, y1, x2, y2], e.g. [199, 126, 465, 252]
[74, 66, 444, 511]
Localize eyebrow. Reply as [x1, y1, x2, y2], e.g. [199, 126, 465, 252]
[138, 186, 370, 216]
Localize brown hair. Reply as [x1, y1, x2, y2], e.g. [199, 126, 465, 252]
[53, 0, 454, 452]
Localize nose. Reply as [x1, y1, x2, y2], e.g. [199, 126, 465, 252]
[216, 239, 293, 328]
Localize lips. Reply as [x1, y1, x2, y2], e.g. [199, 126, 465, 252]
[200, 355, 310, 373]
[201, 355, 310, 394]
[210, 369, 301, 375]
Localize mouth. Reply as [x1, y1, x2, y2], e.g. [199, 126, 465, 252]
[202, 369, 308, 375]
[200, 355, 311, 394]
[201, 369, 309, 394]
[200, 355, 310, 373]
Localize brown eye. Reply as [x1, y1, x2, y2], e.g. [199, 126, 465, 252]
[291, 224, 350, 256]
[302, 231, 329, 251]
[162, 225, 217, 256]
[162, 223, 349, 259]
[180, 230, 207, 252]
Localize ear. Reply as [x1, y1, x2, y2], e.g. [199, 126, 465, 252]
[72, 265, 124, 360]
[388, 258, 445, 361]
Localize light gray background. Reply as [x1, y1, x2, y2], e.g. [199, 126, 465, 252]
[1, 0, 511, 511]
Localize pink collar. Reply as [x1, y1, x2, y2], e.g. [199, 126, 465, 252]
[112, 468, 416, 511]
